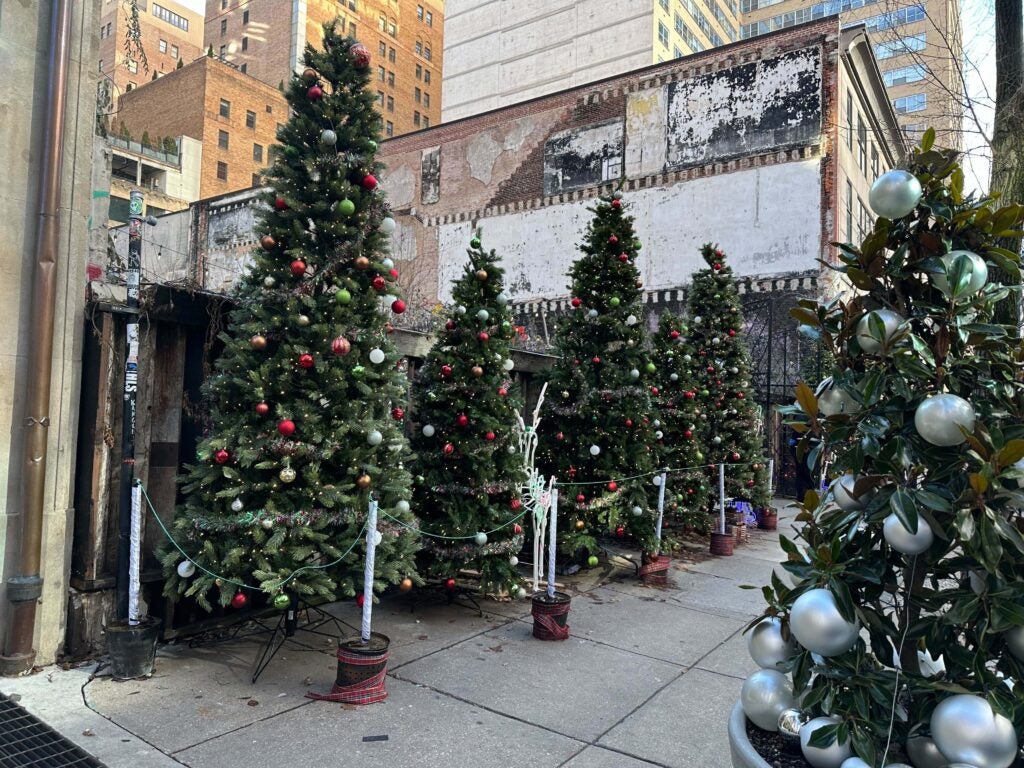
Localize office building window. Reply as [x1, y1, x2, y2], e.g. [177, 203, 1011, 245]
[415, 40, 422, 55]
[423, 116, 429, 128]
[417, 4, 423, 19]
[377, 65, 385, 81]
[894, 93, 927, 113]
[376, 91, 384, 105]
[387, 70, 395, 86]
[241, 36, 248, 51]
[379, 41, 386, 55]
[673, 46, 683, 58]
[218, 130, 229, 149]
[845, 180, 853, 243]
[246, 110, 256, 129]
[252, 173, 261, 188]
[388, 20, 396, 36]
[385, 121, 393, 136]
[240, 63, 247, 73]
[125, 58, 138, 73]
[423, 92, 430, 107]
[857, 114, 867, 175]
[159, 39, 168, 53]
[416, 64, 422, 79]
[875, 33, 926, 59]
[171, 44, 178, 58]
[424, 46, 431, 60]
[660, 0, 669, 8]
[219, 98, 231, 118]
[415, 87, 421, 103]
[883, 64, 928, 87]
[253, 143, 263, 162]
[389, 47, 396, 63]
[386, 95, 394, 112]
[863, 5, 926, 32]
[871, 145, 880, 180]
[426, 10, 432, 25]
[424, 69, 431, 84]
[846, 91, 853, 149]
[378, 14, 386, 31]
[153, 3, 189, 31]
[657, 21, 669, 45]
[243, 9, 249, 24]
[217, 162, 228, 181]
[220, 18, 227, 35]
[414, 111, 421, 126]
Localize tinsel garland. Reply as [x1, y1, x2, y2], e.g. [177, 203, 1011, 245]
[549, 385, 651, 416]
[427, 482, 517, 496]
[187, 506, 412, 534]
[423, 532, 525, 560]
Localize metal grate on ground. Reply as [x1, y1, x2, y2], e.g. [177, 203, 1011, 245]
[0, 692, 106, 767]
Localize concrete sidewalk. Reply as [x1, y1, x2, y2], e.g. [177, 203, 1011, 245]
[1, 508, 791, 768]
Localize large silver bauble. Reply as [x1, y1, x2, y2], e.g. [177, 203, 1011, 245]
[800, 716, 853, 768]
[831, 474, 873, 511]
[914, 394, 975, 447]
[930, 694, 1018, 768]
[740, 669, 796, 731]
[869, 169, 923, 219]
[380, 216, 397, 234]
[855, 309, 904, 355]
[778, 708, 809, 753]
[883, 513, 934, 555]
[906, 735, 949, 768]
[176, 560, 196, 578]
[747, 617, 798, 669]
[839, 758, 870, 768]
[1011, 457, 1024, 488]
[1006, 626, 1024, 661]
[816, 378, 860, 417]
[790, 588, 860, 657]
[932, 250, 988, 300]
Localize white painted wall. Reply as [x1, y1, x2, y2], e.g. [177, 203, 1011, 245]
[437, 159, 822, 302]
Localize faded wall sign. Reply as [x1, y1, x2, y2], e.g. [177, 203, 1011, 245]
[543, 119, 624, 195]
[421, 147, 440, 204]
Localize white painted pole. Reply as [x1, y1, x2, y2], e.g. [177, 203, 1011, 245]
[719, 463, 726, 535]
[128, 481, 142, 625]
[547, 485, 558, 598]
[768, 458, 775, 496]
[361, 499, 378, 643]
[654, 472, 667, 548]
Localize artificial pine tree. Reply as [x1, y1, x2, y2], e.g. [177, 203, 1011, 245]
[162, 24, 419, 610]
[685, 245, 770, 512]
[741, 139, 1024, 767]
[409, 231, 526, 594]
[652, 311, 710, 529]
[540, 191, 659, 559]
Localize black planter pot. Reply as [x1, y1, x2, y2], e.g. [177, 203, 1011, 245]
[106, 616, 161, 680]
[531, 591, 571, 640]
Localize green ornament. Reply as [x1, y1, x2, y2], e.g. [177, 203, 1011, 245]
[336, 288, 352, 304]
[586, 555, 599, 568]
[695, 452, 704, 461]
[645, 362, 656, 374]
[701, 389, 709, 397]
[366, 140, 378, 152]
[609, 297, 620, 308]
[470, 237, 481, 249]
[273, 593, 291, 610]
[352, 365, 365, 379]
[676, 494, 685, 503]
[501, 321, 512, 332]
[338, 198, 356, 216]
[633, 240, 642, 250]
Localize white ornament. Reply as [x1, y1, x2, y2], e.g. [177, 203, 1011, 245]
[396, 500, 411, 514]
[670, 373, 679, 381]
[263, 276, 276, 288]
[883, 513, 934, 554]
[653, 420, 661, 427]
[231, 498, 244, 512]
[683, 355, 691, 362]
[422, 424, 435, 437]
[496, 292, 509, 305]
[855, 309, 904, 355]
[652, 475, 662, 486]
[655, 430, 663, 439]
[176, 560, 196, 578]
[629, 368, 640, 380]
[373, 530, 383, 546]
[800, 716, 853, 768]
[382, 257, 395, 270]
[729, 367, 739, 374]
[741, 670, 796, 731]
[869, 169, 923, 219]
[631, 505, 643, 516]
[693, 316, 702, 324]
[790, 588, 860, 657]
[1006, 626, 1024, 661]
[474, 532, 488, 546]
[831, 474, 873, 511]
[626, 314, 638, 326]
[914, 394, 975, 446]
[930, 694, 1018, 768]
[589, 445, 601, 456]
[261, 518, 274, 530]
[932, 250, 988, 299]
[588, 309, 599, 318]
[367, 430, 383, 446]
[509, 556, 519, 566]
[712, 436, 722, 445]
[747, 617, 798, 670]
[816, 378, 860, 417]
[502, 358, 514, 371]
[477, 309, 489, 321]
[369, 348, 386, 364]
[380, 217, 397, 234]
[712, 337, 721, 345]
[516, 587, 528, 599]
[456, 305, 467, 315]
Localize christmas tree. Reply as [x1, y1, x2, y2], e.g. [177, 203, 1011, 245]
[652, 311, 710, 530]
[540, 191, 659, 559]
[409, 231, 526, 594]
[740, 138, 1024, 767]
[162, 24, 420, 611]
[685, 245, 770, 512]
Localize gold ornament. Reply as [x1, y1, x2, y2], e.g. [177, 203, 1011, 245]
[471, 365, 484, 377]
[250, 334, 267, 350]
[356, 473, 372, 489]
[399, 577, 413, 592]
[575, 520, 585, 531]
[279, 467, 297, 483]
[354, 256, 370, 270]
[475, 269, 488, 282]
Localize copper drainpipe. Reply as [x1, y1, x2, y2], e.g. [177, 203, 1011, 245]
[0, 0, 73, 675]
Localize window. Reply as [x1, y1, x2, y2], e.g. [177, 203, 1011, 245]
[221, 0, 227, 7]
[875, 33, 926, 59]
[660, 0, 669, 8]
[378, 15, 386, 31]
[426, 10, 432, 25]
[388, 20, 396, 36]
[415, 64, 422, 79]
[423, 92, 430, 107]
[414, 111, 420, 126]
[845, 179, 853, 243]
[415, 40, 422, 55]
[871, 146, 880, 180]
[159, 39, 168, 53]
[266, 105, 273, 113]
[245, 110, 256, 129]
[387, 70, 395, 86]
[217, 161, 228, 181]
[863, 5, 926, 32]
[658, 21, 669, 46]
[883, 64, 928, 87]
[241, 36, 248, 51]
[424, 69, 431, 84]
[385, 121, 394, 136]
[857, 114, 867, 175]
[673, 46, 683, 58]
[218, 130, 229, 149]
[99, 23, 109, 39]
[252, 173, 261, 187]
[219, 98, 231, 118]
[675, 13, 704, 52]
[243, 9, 249, 24]
[219, 44, 226, 57]
[240, 63, 247, 73]
[422, 116, 429, 128]
[171, 44, 178, 59]
[846, 91, 853, 149]
[389, 47, 396, 63]
[894, 93, 927, 114]
[415, 87, 421, 103]
[378, 40, 386, 55]
[377, 65, 385, 81]
[126, 82, 135, 91]
[902, 122, 928, 137]
[349, 21, 356, 36]
[376, 90, 384, 105]
[99, 59, 103, 71]
[253, 143, 263, 162]
[220, 18, 227, 35]
[386, 95, 394, 112]
[424, 46, 431, 60]
[125, 58, 138, 73]
[153, 3, 189, 31]
[417, 4, 423, 19]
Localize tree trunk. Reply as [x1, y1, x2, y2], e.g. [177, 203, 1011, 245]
[990, 0, 1024, 325]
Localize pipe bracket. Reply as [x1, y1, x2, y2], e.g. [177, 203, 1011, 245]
[24, 416, 51, 427]
[5, 576, 44, 604]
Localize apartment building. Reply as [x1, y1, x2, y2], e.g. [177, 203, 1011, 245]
[203, 0, 444, 136]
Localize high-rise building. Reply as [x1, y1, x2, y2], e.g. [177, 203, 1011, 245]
[203, 0, 444, 136]
[97, 0, 204, 103]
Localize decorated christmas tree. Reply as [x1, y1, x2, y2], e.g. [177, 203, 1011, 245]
[409, 232, 526, 594]
[685, 245, 770, 511]
[162, 24, 420, 611]
[539, 191, 659, 559]
[652, 311, 710, 529]
[739, 139, 1024, 767]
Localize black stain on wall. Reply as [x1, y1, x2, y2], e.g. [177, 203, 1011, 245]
[421, 147, 440, 205]
[543, 119, 624, 196]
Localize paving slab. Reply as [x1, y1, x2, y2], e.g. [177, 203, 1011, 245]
[561, 745, 664, 767]
[599, 667, 739, 768]
[175, 677, 581, 768]
[394, 621, 682, 742]
[605, 569, 767, 620]
[694, 626, 760, 680]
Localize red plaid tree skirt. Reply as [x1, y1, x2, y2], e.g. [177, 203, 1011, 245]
[306, 645, 389, 705]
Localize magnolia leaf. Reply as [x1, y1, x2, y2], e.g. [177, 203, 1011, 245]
[795, 381, 818, 417]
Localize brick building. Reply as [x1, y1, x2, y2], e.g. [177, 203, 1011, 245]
[114, 55, 288, 198]
[204, 0, 443, 136]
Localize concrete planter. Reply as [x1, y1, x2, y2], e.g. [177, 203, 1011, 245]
[728, 701, 773, 768]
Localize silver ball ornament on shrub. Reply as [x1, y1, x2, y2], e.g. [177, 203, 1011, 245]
[931, 250, 988, 299]
[930, 694, 1018, 768]
[906, 735, 949, 768]
[816, 378, 860, 417]
[839, 758, 870, 768]
[883, 513, 934, 555]
[747, 617, 798, 669]
[831, 474, 873, 511]
[914, 394, 975, 446]
[740, 669, 796, 731]
[855, 309, 904, 355]
[778, 708, 808, 753]
[800, 716, 852, 768]
[869, 169, 923, 219]
[790, 588, 860, 657]
[1005, 626, 1024, 661]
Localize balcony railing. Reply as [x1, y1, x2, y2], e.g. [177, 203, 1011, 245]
[109, 135, 181, 167]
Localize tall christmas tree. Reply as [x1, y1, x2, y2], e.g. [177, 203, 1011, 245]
[740, 140, 1024, 767]
[162, 24, 420, 611]
[652, 311, 710, 528]
[685, 245, 770, 510]
[540, 191, 659, 558]
[409, 231, 526, 594]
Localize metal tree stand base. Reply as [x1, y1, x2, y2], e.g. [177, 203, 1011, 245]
[249, 597, 355, 683]
[405, 579, 483, 617]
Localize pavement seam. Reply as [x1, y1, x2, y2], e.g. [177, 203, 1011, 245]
[387, 611, 524, 673]
[167, 699, 315, 757]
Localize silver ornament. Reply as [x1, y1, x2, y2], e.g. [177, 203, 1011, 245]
[629, 368, 640, 380]
[693, 316, 702, 324]
[652, 475, 662, 486]
[380, 217, 397, 234]
[588, 309, 599, 318]
[613, 190, 623, 200]
[502, 358, 514, 371]
[740, 669, 796, 731]
[712, 337, 721, 345]
[263, 276, 276, 288]
[914, 394, 975, 446]
[932, 250, 988, 300]
[625, 314, 637, 326]
[320, 128, 337, 146]
[373, 529, 383, 546]
[456, 305, 467, 315]
[496, 292, 509, 305]
[831, 474, 873, 511]
[906, 735, 949, 768]
[816, 378, 860, 417]
[655, 430, 663, 439]
[367, 430, 383, 446]
[883, 512, 934, 554]
[477, 309, 489, 321]
[729, 366, 739, 374]
[747, 617, 798, 670]
[839, 759, 870, 768]
[177, 560, 196, 578]
[790, 588, 860, 657]
[631, 505, 643, 516]
[653, 420, 661, 427]
[683, 354, 692, 362]
[855, 309, 904, 355]
[422, 424, 435, 437]
[261, 518, 274, 530]
[297, 314, 310, 327]
[396, 500, 411, 514]
[509, 555, 518, 566]
[869, 169, 922, 219]
[474, 532, 487, 546]
[382, 257, 395, 269]
[670, 372, 679, 381]
[713, 436, 722, 445]
[930, 694, 1017, 768]
[800, 716, 853, 768]
[369, 348, 386, 364]
[231, 498, 244, 512]
[1005, 626, 1024, 661]
[778, 708, 808, 753]
[589, 445, 600, 456]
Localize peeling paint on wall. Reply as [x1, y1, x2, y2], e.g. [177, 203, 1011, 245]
[666, 48, 822, 168]
[467, 132, 503, 184]
[421, 147, 441, 205]
[543, 119, 624, 195]
[383, 164, 416, 209]
[625, 88, 668, 178]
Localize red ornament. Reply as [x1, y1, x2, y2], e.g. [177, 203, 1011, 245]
[372, 275, 386, 291]
[713, 262, 722, 271]
[608, 235, 619, 245]
[611, 199, 621, 209]
[350, 42, 371, 68]
[670, 330, 680, 339]
[576, 494, 586, 504]
[290, 259, 306, 276]
[392, 407, 405, 420]
[624, 418, 633, 428]
[510, 498, 521, 511]
[555, 431, 564, 440]
[255, 402, 270, 415]
[731, 452, 741, 461]
[307, 84, 323, 101]
[445, 319, 456, 331]
[684, 430, 693, 439]
[445, 578, 456, 591]
[456, 414, 469, 427]
[231, 592, 248, 609]
[650, 387, 659, 396]
[592, 356, 601, 365]
[331, 336, 351, 356]
[485, 431, 496, 441]
[443, 442, 455, 455]
[618, 253, 629, 262]
[747, 479, 755, 487]
[298, 353, 314, 368]
[356, 593, 365, 607]
[571, 297, 582, 308]
[728, 329, 737, 337]
[607, 481, 618, 492]
[362, 174, 378, 190]
[687, 488, 695, 495]
[513, 523, 523, 535]
[389, 268, 400, 279]
[497, 387, 508, 396]
[707, 366, 716, 373]
[615, 526, 625, 537]
[715, 249, 724, 258]
[737, 392, 745, 399]
[273, 197, 288, 211]
[214, 449, 230, 465]
[478, 332, 489, 342]
[441, 365, 453, 378]
[277, 419, 296, 436]
[391, 299, 406, 314]
[684, 390, 695, 400]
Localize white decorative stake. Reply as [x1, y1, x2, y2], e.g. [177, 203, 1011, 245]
[654, 472, 667, 546]
[129, 481, 142, 625]
[361, 499, 379, 643]
[719, 463, 727, 535]
[547, 486, 558, 599]
[514, 383, 555, 592]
